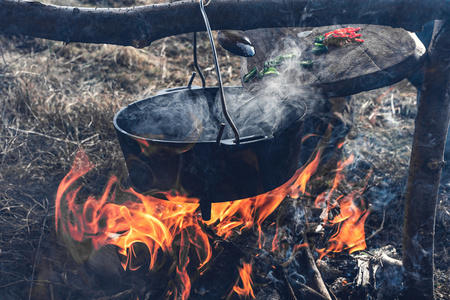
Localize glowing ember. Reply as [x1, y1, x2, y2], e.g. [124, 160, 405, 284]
[55, 146, 371, 298]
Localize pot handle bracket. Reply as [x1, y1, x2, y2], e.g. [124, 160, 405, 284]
[200, 200, 212, 221]
[188, 32, 206, 89]
[198, 0, 240, 145]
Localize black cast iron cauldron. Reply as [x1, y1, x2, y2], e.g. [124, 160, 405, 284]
[114, 86, 306, 221]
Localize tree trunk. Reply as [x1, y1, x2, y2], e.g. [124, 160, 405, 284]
[1, 0, 450, 47]
[402, 20, 450, 300]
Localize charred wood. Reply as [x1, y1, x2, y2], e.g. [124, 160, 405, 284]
[0, 0, 450, 47]
[272, 262, 334, 300]
[272, 264, 298, 300]
[352, 247, 403, 300]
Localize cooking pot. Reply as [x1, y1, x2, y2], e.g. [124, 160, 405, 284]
[113, 0, 311, 220]
[113, 86, 307, 220]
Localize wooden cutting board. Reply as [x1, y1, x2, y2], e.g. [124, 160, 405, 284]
[241, 25, 426, 97]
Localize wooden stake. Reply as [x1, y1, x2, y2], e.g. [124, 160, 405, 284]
[403, 20, 450, 300]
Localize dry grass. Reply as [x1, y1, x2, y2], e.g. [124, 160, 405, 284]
[0, 0, 448, 299]
[0, 8, 241, 297]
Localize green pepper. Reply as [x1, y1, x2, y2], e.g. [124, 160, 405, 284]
[315, 35, 325, 43]
[312, 43, 328, 55]
[243, 66, 258, 83]
[264, 60, 278, 69]
[276, 53, 298, 61]
[259, 67, 279, 78]
[299, 60, 314, 68]
[264, 53, 298, 68]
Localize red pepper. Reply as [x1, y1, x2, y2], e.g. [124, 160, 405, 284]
[322, 27, 364, 46]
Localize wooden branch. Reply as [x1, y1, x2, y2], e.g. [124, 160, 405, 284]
[272, 264, 298, 300]
[272, 263, 331, 300]
[300, 233, 332, 300]
[402, 20, 450, 300]
[1, 0, 450, 47]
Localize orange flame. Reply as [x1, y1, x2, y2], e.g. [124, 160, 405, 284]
[56, 150, 210, 299]
[204, 150, 322, 248]
[315, 155, 371, 259]
[232, 262, 255, 299]
[56, 146, 370, 298]
[316, 192, 370, 259]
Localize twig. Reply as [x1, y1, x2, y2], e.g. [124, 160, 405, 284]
[0, 40, 8, 74]
[378, 253, 402, 267]
[294, 281, 332, 300]
[364, 208, 386, 242]
[272, 264, 298, 300]
[93, 289, 135, 300]
[6, 127, 98, 146]
[375, 86, 395, 104]
[28, 204, 48, 300]
[273, 262, 335, 300]
[390, 93, 396, 116]
[0, 280, 29, 289]
[80, 133, 99, 144]
[7, 127, 78, 145]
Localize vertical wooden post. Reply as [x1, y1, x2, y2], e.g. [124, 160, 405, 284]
[403, 20, 450, 300]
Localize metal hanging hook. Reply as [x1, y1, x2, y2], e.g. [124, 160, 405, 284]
[193, 32, 206, 88]
[198, 0, 240, 145]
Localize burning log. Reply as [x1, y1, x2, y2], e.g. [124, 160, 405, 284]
[54, 112, 375, 299]
[0, 0, 450, 48]
[201, 213, 332, 300]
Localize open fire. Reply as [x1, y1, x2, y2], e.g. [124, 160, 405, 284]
[56, 140, 370, 299]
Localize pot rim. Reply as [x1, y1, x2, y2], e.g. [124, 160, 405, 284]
[113, 86, 307, 145]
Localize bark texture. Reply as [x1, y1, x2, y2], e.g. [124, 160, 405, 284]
[402, 20, 450, 300]
[0, 0, 450, 47]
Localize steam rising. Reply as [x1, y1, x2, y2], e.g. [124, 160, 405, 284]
[213, 88, 309, 139]
[122, 90, 217, 141]
[122, 84, 324, 142]
[212, 37, 328, 140]
[119, 35, 328, 143]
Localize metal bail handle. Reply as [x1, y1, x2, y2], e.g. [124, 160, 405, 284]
[198, 0, 240, 145]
